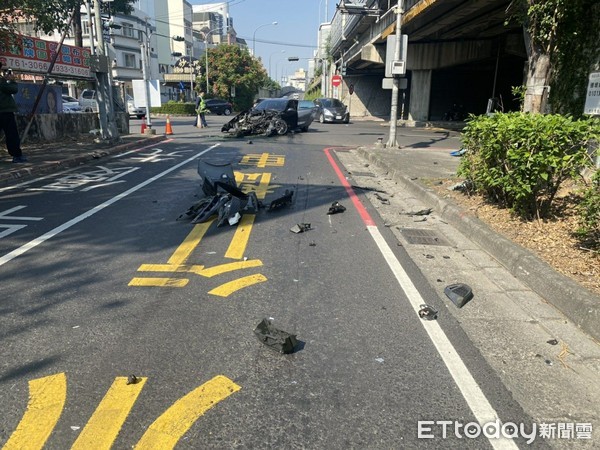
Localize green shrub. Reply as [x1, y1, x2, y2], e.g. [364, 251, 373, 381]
[151, 101, 196, 115]
[458, 113, 599, 219]
[576, 169, 600, 248]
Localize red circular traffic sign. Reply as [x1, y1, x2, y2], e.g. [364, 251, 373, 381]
[331, 75, 342, 87]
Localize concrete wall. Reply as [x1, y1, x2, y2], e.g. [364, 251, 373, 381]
[342, 74, 393, 119]
[15, 113, 130, 142]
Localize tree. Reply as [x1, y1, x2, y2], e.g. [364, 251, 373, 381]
[1, 0, 135, 48]
[508, 0, 600, 115]
[205, 44, 270, 110]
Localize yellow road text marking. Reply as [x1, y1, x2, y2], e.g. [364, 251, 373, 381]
[224, 214, 256, 259]
[134, 375, 241, 450]
[208, 274, 268, 297]
[128, 277, 189, 287]
[71, 377, 147, 450]
[240, 153, 285, 168]
[168, 220, 214, 265]
[3, 373, 66, 450]
[137, 263, 205, 275]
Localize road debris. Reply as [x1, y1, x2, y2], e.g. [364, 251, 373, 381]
[268, 189, 294, 211]
[404, 208, 433, 216]
[327, 201, 346, 215]
[254, 318, 298, 354]
[418, 304, 438, 320]
[547, 338, 559, 345]
[126, 375, 140, 385]
[444, 283, 474, 308]
[374, 193, 390, 205]
[290, 223, 312, 234]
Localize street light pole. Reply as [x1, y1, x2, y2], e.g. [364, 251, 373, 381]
[252, 22, 277, 56]
[269, 50, 285, 80]
[139, 20, 154, 131]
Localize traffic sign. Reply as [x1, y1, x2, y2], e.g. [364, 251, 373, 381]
[331, 75, 342, 87]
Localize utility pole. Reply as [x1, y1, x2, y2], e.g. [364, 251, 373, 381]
[386, 2, 403, 148]
[92, 0, 118, 141]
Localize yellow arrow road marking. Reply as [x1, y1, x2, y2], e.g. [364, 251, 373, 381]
[137, 263, 206, 274]
[225, 214, 256, 259]
[198, 259, 263, 277]
[134, 375, 241, 450]
[3, 373, 66, 450]
[71, 377, 147, 450]
[128, 277, 189, 287]
[208, 274, 268, 297]
[168, 220, 214, 265]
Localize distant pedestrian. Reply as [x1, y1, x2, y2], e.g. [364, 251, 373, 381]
[0, 63, 27, 163]
[195, 91, 208, 128]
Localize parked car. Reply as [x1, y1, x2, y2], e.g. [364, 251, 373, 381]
[204, 98, 233, 115]
[126, 95, 146, 119]
[314, 98, 350, 123]
[61, 94, 82, 113]
[297, 100, 318, 131]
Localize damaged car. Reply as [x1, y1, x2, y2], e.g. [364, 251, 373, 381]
[221, 98, 299, 137]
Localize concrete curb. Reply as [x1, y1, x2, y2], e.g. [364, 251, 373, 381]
[0, 135, 167, 187]
[356, 146, 600, 342]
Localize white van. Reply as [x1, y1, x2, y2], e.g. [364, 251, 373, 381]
[78, 89, 98, 112]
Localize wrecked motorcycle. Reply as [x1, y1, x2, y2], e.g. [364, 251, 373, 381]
[221, 108, 288, 137]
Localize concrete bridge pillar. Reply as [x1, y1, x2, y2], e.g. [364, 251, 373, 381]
[408, 69, 432, 121]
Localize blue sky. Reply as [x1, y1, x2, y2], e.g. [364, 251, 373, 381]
[190, 0, 338, 81]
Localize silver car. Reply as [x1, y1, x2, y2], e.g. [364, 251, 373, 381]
[314, 98, 350, 123]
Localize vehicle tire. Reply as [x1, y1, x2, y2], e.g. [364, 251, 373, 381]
[273, 119, 288, 135]
[136, 115, 144, 119]
[343, 115, 350, 124]
[301, 126, 309, 132]
[319, 113, 325, 123]
[224, 108, 232, 116]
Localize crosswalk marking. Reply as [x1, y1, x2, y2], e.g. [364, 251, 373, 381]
[71, 377, 147, 450]
[3, 373, 66, 450]
[134, 375, 241, 449]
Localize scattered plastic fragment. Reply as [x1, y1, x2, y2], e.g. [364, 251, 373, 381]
[309, 241, 316, 247]
[547, 338, 559, 345]
[126, 375, 140, 385]
[418, 304, 438, 320]
[290, 223, 312, 233]
[327, 201, 346, 215]
[269, 189, 294, 211]
[375, 358, 385, 363]
[254, 318, 298, 354]
[444, 283, 474, 308]
[450, 148, 467, 156]
[406, 208, 432, 216]
[375, 193, 390, 205]
[70, 426, 80, 431]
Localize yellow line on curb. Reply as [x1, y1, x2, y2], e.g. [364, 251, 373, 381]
[168, 220, 213, 265]
[134, 375, 241, 450]
[199, 259, 263, 277]
[208, 274, 267, 297]
[3, 373, 66, 450]
[71, 377, 147, 450]
[128, 277, 189, 287]
[224, 214, 256, 259]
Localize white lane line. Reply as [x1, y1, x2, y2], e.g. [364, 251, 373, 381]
[0, 140, 171, 193]
[368, 226, 517, 450]
[325, 148, 517, 450]
[0, 144, 220, 267]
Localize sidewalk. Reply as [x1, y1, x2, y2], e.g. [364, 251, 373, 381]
[355, 143, 599, 342]
[0, 132, 166, 188]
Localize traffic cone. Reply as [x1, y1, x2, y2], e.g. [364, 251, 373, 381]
[165, 114, 173, 135]
[140, 116, 147, 134]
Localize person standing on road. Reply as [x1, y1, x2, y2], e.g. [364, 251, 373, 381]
[195, 91, 208, 128]
[0, 63, 27, 163]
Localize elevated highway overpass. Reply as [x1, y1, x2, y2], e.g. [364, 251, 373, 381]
[327, 0, 526, 122]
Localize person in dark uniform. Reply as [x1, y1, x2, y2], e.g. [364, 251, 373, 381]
[0, 63, 27, 163]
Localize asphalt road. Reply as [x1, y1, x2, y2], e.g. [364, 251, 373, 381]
[0, 116, 541, 449]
